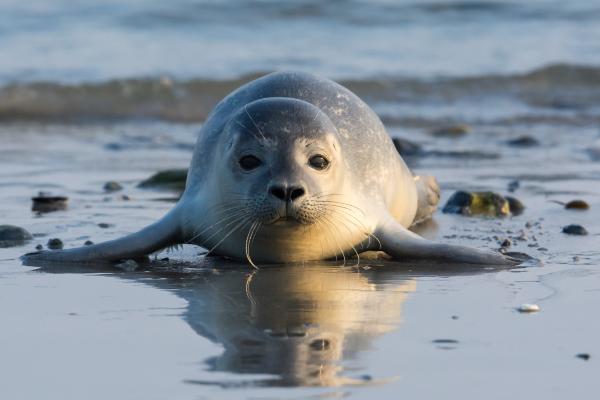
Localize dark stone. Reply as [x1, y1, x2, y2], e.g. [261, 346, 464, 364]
[47, 238, 63, 249]
[562, 224, 588, 236]
[98, 223, 112, 229]
[500, 238, 512, 248]
[443, 191, 514, 217]
[32, 193, 68, 213]
[508, 180, 520, 192]
[565, 200, 589, 210]
[507, 136, 540, 147]
[35, 244, 43, 250]
[103, 181, 123, 192]
[84, 240, 94, 246]
[0, 225, 33, 247]
[138, 169, 188, 191]
[576, 353, 591, 361]
[430, 124, 471, 137]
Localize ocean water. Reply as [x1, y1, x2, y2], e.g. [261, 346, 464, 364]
[1, 1, 600, 399]
[1, 0, 600, 82]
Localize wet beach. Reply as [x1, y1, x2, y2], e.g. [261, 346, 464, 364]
[2, 1, 600, 399]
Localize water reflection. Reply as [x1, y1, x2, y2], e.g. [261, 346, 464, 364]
[33, 259, 515, 388]
[149, 263, 416, 387]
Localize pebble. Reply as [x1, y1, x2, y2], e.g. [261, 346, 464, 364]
[84, 240, 94, 246]
[506, 136, 540, 147]
[32, 193, 68, 213]
[430, 124, 471, 137]
[565, 200, 589, 210]
[562, 224, 588, 236]
[47, 238, 63, 250]
[98, 223, 113, 229]
[576, 353, 591, 361]
[500, 238, 512, 248]
[35, 244, 43, 250]
[0, 225, 33, 247]
[517, 304, 540, 313]
[508, 180, 520, 192]
[538, 247, 548, 252]
[114, 259, 139, 272]
[103, 181, 123, 192]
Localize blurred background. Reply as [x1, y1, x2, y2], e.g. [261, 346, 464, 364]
[1, 0, 600, 124]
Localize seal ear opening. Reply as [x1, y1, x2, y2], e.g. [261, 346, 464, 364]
[21, 210, 182, 267]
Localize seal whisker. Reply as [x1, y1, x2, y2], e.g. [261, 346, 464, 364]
[204, 217, 253, 258]
[186, 208, 248, 244]
[199, 211, 250, 247]
[327, 211, 361, 267]
[321, 215, 347, 267]
[244, 105, 267, 141]
[245, 220, 261, 270]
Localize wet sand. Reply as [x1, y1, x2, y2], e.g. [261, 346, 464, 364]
[1, 118, 599, 399]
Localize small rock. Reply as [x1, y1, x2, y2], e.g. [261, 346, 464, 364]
[392, 137, 422, 156]
[98, 223, 113, 229]
[442, 191, 512, 217]
[84, 240, 94, 246]
[562, 224, 588, 236]
[103, 181, 123, 192]
[565, 200, 589, 210]
[32, 193, 68, 213]
[517, 304, 540, 313]
[516, 231, 528, 241]
[508, 180, 520, 192]
[114, 259, 139, 272]
[35, 244, 43, 250]
[430, 124, 471, 137]
[572, 256, 580, 262]
[451, 315, 459, 320]
[0, 225, 33, 247]
[525, 221, 533, 228]
[120, 194, 131, 201]
[507, 136, 540, 147]
[138, 169, 188, 191]
[576, 353, 591, 361]
[47, 238, 63, 250]
[500, 238, 512, 248]
[538, 247, 548, 252]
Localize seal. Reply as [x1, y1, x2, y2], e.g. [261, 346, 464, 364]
[23, 71, 516, 266]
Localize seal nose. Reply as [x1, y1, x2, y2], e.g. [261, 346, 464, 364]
[269, 184, 305, 202]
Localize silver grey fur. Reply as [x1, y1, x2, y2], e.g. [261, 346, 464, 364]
[23, 71, 517, 267]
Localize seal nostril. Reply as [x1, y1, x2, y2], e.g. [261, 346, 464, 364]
[289, 187, 305, 201]
[269, 186, 286, 201]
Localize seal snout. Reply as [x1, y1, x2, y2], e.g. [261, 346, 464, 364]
[268, 184, 306, 203]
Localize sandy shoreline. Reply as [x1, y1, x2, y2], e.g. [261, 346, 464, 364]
[0, 118, 598, 398]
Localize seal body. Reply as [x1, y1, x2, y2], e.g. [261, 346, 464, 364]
[23, 71, 515, 266]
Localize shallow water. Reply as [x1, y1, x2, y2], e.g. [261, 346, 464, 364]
[1, 117, 599, 398]
[2, 0, 600, 398]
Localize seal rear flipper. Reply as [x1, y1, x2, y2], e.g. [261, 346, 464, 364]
[21, 211, 182, 267]
[376, 219, 519, 266]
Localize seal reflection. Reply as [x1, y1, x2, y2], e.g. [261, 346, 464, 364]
[155, 263, 416, 387]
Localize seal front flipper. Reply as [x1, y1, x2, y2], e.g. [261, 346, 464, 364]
[21, 209, 182, 266]
[375, 218, 518, 266]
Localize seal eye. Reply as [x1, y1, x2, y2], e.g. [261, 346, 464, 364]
[309, 155, 329, 170]
[239, 155, 261, 171]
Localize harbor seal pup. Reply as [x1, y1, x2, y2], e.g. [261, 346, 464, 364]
[23, 71, 516, 266]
